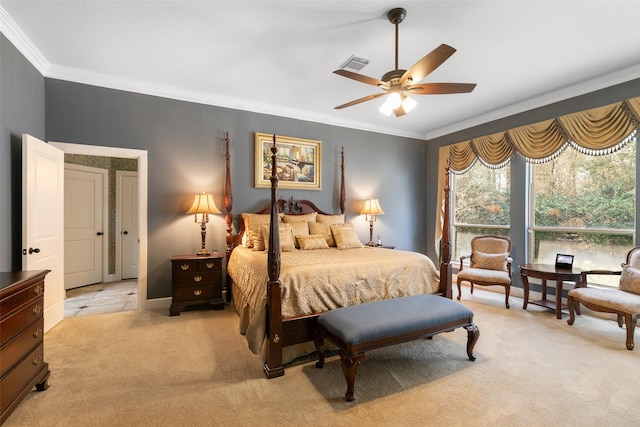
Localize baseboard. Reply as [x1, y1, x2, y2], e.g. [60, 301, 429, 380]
[144, 297, 171, 310]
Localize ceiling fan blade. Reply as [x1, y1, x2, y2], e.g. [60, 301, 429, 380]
[334, 92, 387, 109]
[400, 44, 457, 85]
[408, 82, 477, 94]
[333, 69, 387, 87]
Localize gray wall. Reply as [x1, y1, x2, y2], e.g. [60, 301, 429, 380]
[0, 33, 45, 271]
[44, 79, 427, 299]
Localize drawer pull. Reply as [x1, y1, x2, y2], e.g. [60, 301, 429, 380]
[194, 289, 203, 296]
[34, 284, 44, 295]
[181, 264, 190, 271]
[33, 305, 42, 316]
[33, 354, 42, 366]
[206, 262, 215, 269]
[193, 275, 202, 282]
[33, 328, 43, 339]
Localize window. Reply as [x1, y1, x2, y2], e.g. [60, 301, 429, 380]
[530, 138, 636, 287]
[452, 163, 510, 261]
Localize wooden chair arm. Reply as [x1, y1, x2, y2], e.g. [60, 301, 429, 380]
[581, 270, 622, 285]
[459, 254, 471, 271]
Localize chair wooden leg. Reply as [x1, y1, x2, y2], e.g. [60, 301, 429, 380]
[567, 296, 576, 325]
[617, 314, 624, 328]
[456, 279, 462, 301]
[625, 314, 636, 351]
[504, 285, 510, 309]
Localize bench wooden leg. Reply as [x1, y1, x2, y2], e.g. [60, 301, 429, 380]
[340, 351, 365, 402]
[465, 323, 479, 361]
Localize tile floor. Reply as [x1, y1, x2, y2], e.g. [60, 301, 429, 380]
[64, 280, 138, 318]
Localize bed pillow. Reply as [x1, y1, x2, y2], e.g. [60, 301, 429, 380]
[316, 213, 345, 224]
[297, 234, 330, 250]
[308, 221, 335, 247]
[260, 223, 296, 252]
[282, 212, 317, 223]
[287, 221, 310, 248]
[330, 223, 363, 250]
[620, 265, 640, 294]
[241, 213, 272, 250]
[471, 251, 508, 271]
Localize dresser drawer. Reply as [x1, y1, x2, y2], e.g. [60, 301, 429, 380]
[0, 298, 43, 348]
[172, 271, 220, 288]
[0, 281, 43, 319]
[0, 343, 46, 411]
[0, 317, 44, 378]
[172, 284, 219, 302]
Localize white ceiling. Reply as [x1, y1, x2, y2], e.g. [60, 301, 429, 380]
[2, 1, 640, 140]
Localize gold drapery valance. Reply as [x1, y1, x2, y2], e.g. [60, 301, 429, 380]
[448, 96, 640, 172]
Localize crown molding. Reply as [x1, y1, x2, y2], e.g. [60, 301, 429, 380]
[0, 5, 49, 75]
[426, 63, 640, 140]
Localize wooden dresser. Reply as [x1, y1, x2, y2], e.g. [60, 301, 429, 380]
[1, 270, 50, 424]
[169, 255, 224, 316]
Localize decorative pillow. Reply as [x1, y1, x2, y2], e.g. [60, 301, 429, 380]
[330, 223, 363, 250]
[241, 213, 272, 249]
[297, 234, 330, 250]
[316, 214, 345, 224]
[287, 221, 310, 248]
[620, 265, 640, 295]
[308, 221, 335, 247]
[260, 223, 296, 252]
[471, 251, 508, 271]
[282, 212, 317, 223]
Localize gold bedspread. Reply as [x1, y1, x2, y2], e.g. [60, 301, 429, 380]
[228, 246, 441, 354]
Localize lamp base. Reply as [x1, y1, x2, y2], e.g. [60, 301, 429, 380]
[196, 248, 212, 256]
[365, 241, 377, 247]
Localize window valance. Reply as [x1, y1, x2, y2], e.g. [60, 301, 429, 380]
[449, 96, 640, 173]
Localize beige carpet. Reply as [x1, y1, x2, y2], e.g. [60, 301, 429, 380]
[5, 288, 640, 427]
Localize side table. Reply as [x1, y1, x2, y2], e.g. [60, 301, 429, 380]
[170, 254, 224, 316]
[519, 263, 584, 319]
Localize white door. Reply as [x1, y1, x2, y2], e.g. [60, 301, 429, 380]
[118, 171, 138, 279]
[22, 134, 65, 333]
[64, 166, 106, 289]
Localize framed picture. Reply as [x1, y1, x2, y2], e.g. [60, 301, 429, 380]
[254, 132, 322, 190]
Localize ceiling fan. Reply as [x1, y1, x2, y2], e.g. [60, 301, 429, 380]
[333, 7, 476, 117]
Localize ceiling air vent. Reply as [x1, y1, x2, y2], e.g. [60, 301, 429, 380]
[339, 55, 369, 72]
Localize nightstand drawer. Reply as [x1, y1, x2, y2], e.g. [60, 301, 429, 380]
[1, 317, 44, 378]
[172, 284, 219, 302]
[172, 271, 219, 288]
[172, 259, 222, 274]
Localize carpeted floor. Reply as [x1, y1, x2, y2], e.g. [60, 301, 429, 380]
[5, 288, 640, 426]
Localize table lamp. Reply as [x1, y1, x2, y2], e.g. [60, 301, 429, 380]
[360, 198, 384, 247]
[187, 193, 221, 256]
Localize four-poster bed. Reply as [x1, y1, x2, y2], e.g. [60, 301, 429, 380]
[223, 134, 453, 378]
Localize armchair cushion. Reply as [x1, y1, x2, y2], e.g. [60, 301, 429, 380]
[568, 287, 640, 313]
[457, 268, 511, 285]
[620, 265, 640, 295]
[471, 251, 509, 271]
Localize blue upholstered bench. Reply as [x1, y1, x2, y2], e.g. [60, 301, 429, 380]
[315, 294, 479, 401]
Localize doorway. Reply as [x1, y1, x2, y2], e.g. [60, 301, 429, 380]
[50, 141, 148, 312]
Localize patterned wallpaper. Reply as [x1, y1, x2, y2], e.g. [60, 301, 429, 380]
[64, 154, 138, 275]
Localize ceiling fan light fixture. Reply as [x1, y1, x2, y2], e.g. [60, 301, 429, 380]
[402, 95, 417, 113]
[379, 92, 402, 116]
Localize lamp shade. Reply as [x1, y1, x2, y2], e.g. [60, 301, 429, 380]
[186, 193, 221, 215]
[360, 198, 384, 216]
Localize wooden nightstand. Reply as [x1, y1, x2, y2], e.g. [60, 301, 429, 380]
[169, 254, 224, 316]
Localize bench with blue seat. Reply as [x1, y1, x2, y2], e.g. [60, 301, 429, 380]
[314, 294, 479, 401]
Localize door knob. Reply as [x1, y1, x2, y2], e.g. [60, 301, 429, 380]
[97, 232, 104, 236]
[123, 231, 129, 235]
[28, 247, 41, 254]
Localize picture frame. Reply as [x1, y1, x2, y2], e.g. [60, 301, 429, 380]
[254, 132, 322, 190]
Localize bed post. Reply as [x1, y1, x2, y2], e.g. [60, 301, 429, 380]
[340, 146, 346, 214]
[264, 135, 284, 379]
[440, 160, 453, 299]
[224, 133, 234, 302]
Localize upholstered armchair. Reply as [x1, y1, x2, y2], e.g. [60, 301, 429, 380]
[567, 247, 640, 350]
[457, 235, 512, 308]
